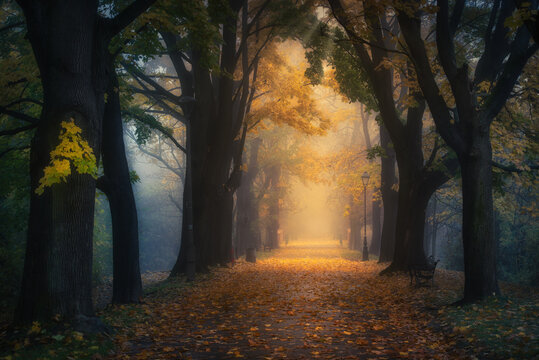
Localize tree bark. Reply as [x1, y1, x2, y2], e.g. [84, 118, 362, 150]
[14, 0, 156, 327]
[360, 107, 381, 255]
[98, 59, 142, 304]
[237, 138, 261, 261]
[459, 134, 499, 301]
[16, 1, 103, 325]
[431, 196, 438, 258]
[266, 164, 281, 249]
[349, 199, 361, 251]
[371, 199, 381, 256]
[378, 124, 398, 262]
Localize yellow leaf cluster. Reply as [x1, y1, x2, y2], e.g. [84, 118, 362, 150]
[36, 120, 98, 195]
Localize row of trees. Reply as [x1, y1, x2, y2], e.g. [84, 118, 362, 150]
[0, 0, 331, 327]
[311, 0, 538, 302]
[0, 0, 537, 329]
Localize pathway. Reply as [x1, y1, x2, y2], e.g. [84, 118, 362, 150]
[108, 238, 469, 359]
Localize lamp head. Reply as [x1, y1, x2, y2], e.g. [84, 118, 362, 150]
[361, 171, 370, 186]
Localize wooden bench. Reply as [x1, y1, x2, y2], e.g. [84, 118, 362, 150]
[409, 256, 439, 287]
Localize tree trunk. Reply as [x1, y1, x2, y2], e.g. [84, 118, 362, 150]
[169, 123, 196, 280]
[236, 139, 261, 261]
[359, 107, 381, 256]
[16, 1, 103, 325]
[98, 63, 142, 304]
[378, 124, 397, 262]
[236, 183, 249, 258]
[349, 200, 361, 250]
[167, 36, 212, 274]
[381, 169, 430, 273]
[371, 199, 381, 256]
[219, 192, 235, 264]
[430, 196, 438, 258]
[459, 134, 500, 302]
[267, 164, 281, 249]
[199, 1, 242, 267]
[268, 164, 281, 249]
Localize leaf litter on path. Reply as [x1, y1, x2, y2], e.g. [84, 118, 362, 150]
[107, 238, 479, 359]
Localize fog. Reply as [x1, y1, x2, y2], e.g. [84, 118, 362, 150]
[101, 40, 529, 286]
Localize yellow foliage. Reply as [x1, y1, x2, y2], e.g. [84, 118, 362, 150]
[247, 43, 331, 135]
[36, 119, 98, 195]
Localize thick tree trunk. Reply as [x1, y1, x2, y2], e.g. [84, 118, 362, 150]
[169, 123, 196, 280]
[167, 40, 210, 275]
[459, 134, 500, 302]
[200, 1, 242, 267]
[381, 169, 431, 273]
[182, 46, 214, 273]
[15, 0, 155, 324]
[381, 96, 453, 273]
[98, 65, 142, 304]
[16, 1, 103, 325]
[378, 125, 397, 262]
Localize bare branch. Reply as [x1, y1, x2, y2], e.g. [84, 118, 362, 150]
[0, 145, 30, 159]
[0, 106, 39, 124]
[123, 109, 186, 153]
[108, 0, 158, 37]
[0, 123, 37, 136]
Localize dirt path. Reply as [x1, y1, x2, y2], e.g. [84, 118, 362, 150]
[108, 239, 470, 359]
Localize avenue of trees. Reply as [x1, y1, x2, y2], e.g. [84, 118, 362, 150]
[0, 0, 537, 329]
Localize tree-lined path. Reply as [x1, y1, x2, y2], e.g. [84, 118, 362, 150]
[109, 239, 469, 359]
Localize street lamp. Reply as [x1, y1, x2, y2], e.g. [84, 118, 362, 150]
[361, 171, 370, 261]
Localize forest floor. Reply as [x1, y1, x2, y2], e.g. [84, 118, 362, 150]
[2, 238, 538, 359]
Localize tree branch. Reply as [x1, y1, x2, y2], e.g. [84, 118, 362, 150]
[0, 106, 39, 124]
[0, 21, 24, 33]
[0, 123, 37, 136]
[483, 41, 538, 123]
[397, 7, 466, 155]
[168, 194, 183, 212]
[122, 61, 195, 106]
[123, 109, 186, 153]
[0, 145, 30, 159]
[449, 0, 465, 35]
[109, 0, 158, 37]
[3, 98, 43, 108]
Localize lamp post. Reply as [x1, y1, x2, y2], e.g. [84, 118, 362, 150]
[361, 171, 370, 261]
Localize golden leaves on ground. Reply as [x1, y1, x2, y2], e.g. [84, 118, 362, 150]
[110, 239, 472, 359]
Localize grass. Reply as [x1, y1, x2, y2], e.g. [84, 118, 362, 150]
[0, 325, 113, 360]
[437, 295, 539, 359]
